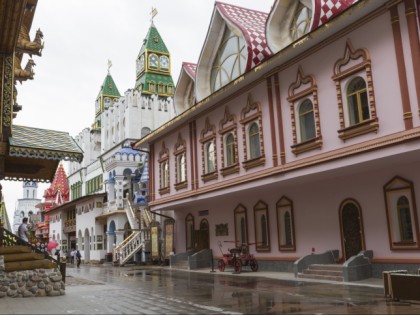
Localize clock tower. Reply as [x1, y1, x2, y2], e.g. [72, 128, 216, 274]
[135, 21, 174, 98]
[93, 66, 121, 130]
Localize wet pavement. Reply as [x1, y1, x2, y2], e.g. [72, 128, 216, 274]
[2, 264, 420, 314]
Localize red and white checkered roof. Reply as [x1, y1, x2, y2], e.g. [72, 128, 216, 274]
[216, 2, 272, 71]
[182, 62, 197, 81]
[312, 0, 359, 30]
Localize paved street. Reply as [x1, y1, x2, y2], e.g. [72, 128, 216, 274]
[1, 264, 420, 314]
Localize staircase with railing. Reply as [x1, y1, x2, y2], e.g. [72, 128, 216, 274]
[114, 198, 153, 266]
[0, 225, 64, 277]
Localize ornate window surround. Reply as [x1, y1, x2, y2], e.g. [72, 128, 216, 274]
[219, 107, 239, 176]
[288, 66, 322, 155]
[276, 196, 296, 251]
[234, 204, 249, 246]
[254, 200, 271, 252]
[200, 118, 218, 182]
[174, 133, 187, 190]
[384, 176, 420, 250]
[240, 94, 265, 170]
[158, 142, 170, 195]
[332, 39, 378, 140]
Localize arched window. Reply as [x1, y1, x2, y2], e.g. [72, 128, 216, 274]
[248, 122, 261, 159]
[161, 160, 169, 188]
[205, 142, 215, 173]
[254, 200, 270, 252]
[298, 99, 315, 141]
[276, 196, 296, 250]
[347, 76, 369, 125]
[290, 1, 312, 41]
[160, 56, 169, 71]
[177, 153, 186, 183]
[141, 127, 151, 138]
[225, 133, 236, 167]
[210, 26, 246, 92]
[185, 214, 194, 250]
[384, 176, 419, 250]
[234, 204, 248, 245]
[397, 196, 413, 242]
[149, 81, 156, 93]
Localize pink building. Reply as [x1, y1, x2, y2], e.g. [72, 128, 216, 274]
[133, 0, 420, 279]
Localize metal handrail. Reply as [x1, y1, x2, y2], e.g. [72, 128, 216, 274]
[0, 226, 66, 281]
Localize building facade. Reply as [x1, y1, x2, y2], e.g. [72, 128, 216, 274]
[50, 21, 176, 263]
[133, 0, 420, 276]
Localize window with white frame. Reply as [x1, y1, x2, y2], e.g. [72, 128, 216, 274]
[254, 200, 270, 252]
[240, 94, 265, 169]
[346, 76, 369, 125]
[384, 176, 419, 250]
[234, 204, 248, 246]
[333, 39, 378, 140]
[204, 141, 215, 173]
[210, 25, 247, 92]
[200, 118, 218, 182]
[248, 122, 261, 159]
[298, 99, 315, 141]
[276, 196, 296, 251]
[174, 134, 187, 190]
[288, 66, 322, 155]
[219, 107, 239, 176]
[158, 143, 170, 194]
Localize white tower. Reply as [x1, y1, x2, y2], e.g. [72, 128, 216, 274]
[12, 181, 41, 233]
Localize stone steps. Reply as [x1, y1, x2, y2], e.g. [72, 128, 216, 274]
[298, 264, 344, 282]
[171, 260, 189, 269]
[0, 245, 57, 272]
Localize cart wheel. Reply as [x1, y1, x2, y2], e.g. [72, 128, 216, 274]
[250, 259, 259, 272]
[233, 259, 242, 273]
[217, 259, 225, 272]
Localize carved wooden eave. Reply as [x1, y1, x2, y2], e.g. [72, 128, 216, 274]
[0, 1, 84, 183]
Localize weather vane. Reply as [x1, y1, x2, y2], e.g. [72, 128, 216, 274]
[107, 59, 112, 73]
[150, 7, 158, 22]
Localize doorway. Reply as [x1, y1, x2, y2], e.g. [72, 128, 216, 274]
[340, 199, 365, 261]
[194, 219, 209, 251]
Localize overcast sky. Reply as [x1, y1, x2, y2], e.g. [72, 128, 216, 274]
[4, 0, 274, 224]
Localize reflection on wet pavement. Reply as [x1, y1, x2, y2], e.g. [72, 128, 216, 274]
[63, 266, 420, 314]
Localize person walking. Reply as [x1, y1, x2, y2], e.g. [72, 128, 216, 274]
[70, 249, 76, 264]
[18, 217, 30, 243]
[76, 249, 82, 268]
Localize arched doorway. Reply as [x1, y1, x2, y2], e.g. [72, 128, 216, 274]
[107, 220, 117, 252]
[84, 228, 90, 262]
[339, 199, 365, 261]
[195, 219, 209, 251]
[123, 221, 131, 240]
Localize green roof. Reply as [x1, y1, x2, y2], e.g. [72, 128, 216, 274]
[97, 73, 121, 99]
[136, 72, 174, 95]
[9, 125, 83, 162]
[137, 22, 169, 57]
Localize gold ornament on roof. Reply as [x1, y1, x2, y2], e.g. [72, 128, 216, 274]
[16, 27, 44, 57]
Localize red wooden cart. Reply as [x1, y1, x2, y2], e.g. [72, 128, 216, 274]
[217, 241, 258, 273]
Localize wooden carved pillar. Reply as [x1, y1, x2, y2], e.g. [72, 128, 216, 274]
[0, 54, 15, 179]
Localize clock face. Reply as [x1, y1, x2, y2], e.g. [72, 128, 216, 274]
[160, 56, 169, 70]
[138, 55, 145, 73]
[149, 53, 158, 68]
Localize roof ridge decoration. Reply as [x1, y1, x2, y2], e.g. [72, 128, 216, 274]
[312, 0, 359, 30]
[182, 62, 197, 81]
[215, 1, 272, 70]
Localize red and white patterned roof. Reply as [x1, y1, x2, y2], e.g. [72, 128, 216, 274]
[312, 0, 359, 30]
[216, 2, 272, 71]
[182, 62, 197, 81]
